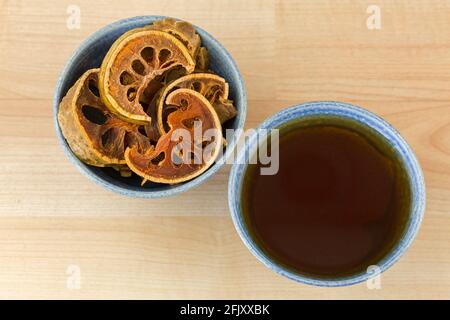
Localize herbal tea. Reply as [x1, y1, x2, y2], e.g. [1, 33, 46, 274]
[241, 116, 412, 278]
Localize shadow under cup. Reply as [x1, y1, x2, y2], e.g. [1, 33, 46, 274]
[228, 102, 425, 287]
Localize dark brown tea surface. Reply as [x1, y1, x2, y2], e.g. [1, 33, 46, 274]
[242, 117, 411, 278]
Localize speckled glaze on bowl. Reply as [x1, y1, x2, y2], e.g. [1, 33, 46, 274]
[53, 16, 246, 198]
[228, 101, 426, 287]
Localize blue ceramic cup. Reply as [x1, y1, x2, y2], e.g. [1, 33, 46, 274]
[53, 16, 246, 198]
[228, 101, 425, 286]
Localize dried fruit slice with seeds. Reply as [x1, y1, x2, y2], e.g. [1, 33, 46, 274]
[125, 88, 222, 184]
[149, 18, 201, 59]
[57, 69, 152, 167]
[99, 28, 196, 124]
[154, 73, 237, 136]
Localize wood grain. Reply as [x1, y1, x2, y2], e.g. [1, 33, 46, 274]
[0, 0, 449, 299]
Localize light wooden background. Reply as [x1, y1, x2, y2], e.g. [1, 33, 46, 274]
[0, 0, 449, 299]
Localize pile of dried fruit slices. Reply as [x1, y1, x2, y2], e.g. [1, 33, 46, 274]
[58, 18, 237, 184]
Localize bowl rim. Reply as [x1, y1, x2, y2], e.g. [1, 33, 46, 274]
[53, 15, 247, 198]
[228, 101, 426, 287]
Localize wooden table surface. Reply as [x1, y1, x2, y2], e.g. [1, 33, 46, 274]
[1, 0, 449, 299]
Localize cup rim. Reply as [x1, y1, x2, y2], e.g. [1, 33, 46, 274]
[53, 15, 247, 198]
[228, 101, 426, 287]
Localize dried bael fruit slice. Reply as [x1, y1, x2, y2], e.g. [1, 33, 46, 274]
[155, 73, 237, 136]
[150, 18, 201, 59]
[58, 68, 152, 168]
[99, 28, 196, 124]
[125, 88, 222, 184]
[195, 47, 210, 71]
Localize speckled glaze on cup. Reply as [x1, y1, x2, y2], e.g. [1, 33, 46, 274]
[54, 16, 246, 198]
[228, 101, 425, 287]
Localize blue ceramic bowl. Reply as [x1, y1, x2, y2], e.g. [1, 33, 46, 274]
[228, 101, 426, 286]
[54, 16, 246, 198]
